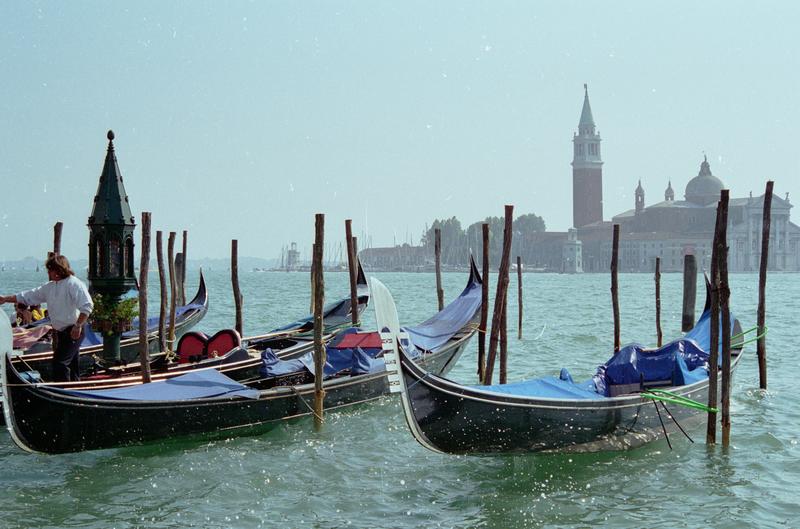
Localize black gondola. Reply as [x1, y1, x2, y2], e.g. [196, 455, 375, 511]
[374, 277, 746, 455]
[7, 262, 370, 388]
[14, 270, 210, 375]
[1, 260, 482, 454]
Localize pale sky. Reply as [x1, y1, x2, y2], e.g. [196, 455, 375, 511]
[2, 2, 798, 261]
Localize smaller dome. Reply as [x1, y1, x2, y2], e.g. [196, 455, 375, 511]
[685, 156, 724, 206]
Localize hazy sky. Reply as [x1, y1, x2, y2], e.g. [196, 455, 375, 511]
[2, 2, 798, 261]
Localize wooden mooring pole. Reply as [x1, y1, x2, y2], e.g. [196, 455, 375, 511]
[718, 190, 732, 447]
[312, 214, 326, 430]
[174, 253, 185, 307]
[167, 232, 177, 354]
[757, 181, 773, 389]
[156, 231, 167, 353]
[477, 223, 489, 383]
[517, 256, 523, 340]
[53, 221, 63, 256]
[435, 228, 444, 311]
[611, 224, 620, 353]
[310, 244, 316, 314]
[138, 213, 152, 383]
[180, 230, 188, 306]
[345, 219, 359, 326]
[484, 205, 513, 385]
[500, 298, 508, 384]
[655, 257, 662, 347]
[681, 254, 697, 332]
[232, 240, 243, 336]
[706, 203, 723, 445]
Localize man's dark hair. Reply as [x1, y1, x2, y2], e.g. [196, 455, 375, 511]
[45, 254, 75, 279]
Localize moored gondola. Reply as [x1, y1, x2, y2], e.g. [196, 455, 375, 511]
[13, 270, 210, 376]
[1, 259, 482, 454]
[373, 277, 747, 455]
[7, 261, 370, 388]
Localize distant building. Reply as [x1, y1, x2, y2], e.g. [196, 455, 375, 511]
[286, 242, 300, 271]
[570, 87, 800, 272]
[598, 157, 800, 272]
[356, 86, 800, 273]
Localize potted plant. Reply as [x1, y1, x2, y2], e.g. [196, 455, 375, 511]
[89, 294, 139, 335]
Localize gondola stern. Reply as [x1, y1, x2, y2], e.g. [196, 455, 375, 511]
[468, 254, 483, 286]
[371, 277, 448, 455]
[1, 351, 43, 454]
[189, 269, 209, 309]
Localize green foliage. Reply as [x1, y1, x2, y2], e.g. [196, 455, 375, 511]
[514, 213, 546, 233]
[89, 294, 139, 327]
[422, 212, 547, 267]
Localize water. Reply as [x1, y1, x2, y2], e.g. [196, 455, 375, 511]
[1, 269, 798, 528]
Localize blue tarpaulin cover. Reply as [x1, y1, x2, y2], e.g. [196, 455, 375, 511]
[471, 308, 737, 400]
[47, 369, 260, 401]
[298, 345, 385, 378]
[403, 276, 482, 351]
[259, 348, 306, 376]
[592, 338, 710, 396]
[481, 377, 606, 400]
[259, 338, 385, 379]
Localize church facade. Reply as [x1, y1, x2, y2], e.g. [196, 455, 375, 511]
[571, 89, 800, 273]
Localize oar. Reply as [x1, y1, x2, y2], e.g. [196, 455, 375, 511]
[371, 277, 400, 337]
[370, 277, 403, 395]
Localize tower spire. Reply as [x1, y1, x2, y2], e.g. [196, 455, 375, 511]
[572, 84, 603, 228]
[635, 180, 645, 213]
[89, 130, 134, 225]
[665, 180, 675, 201]
[579, 84, 596, 133]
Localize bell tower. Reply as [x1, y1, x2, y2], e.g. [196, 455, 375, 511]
[572, 84, 604, 228]
[635, 180, 645, 213]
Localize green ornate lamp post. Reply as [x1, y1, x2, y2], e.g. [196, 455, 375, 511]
[87, 130, 138, 362]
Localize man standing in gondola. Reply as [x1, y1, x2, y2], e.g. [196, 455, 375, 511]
[0, 254, 93, 381]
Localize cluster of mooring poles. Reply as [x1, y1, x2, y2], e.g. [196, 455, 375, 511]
[428, 206, 527, 386]
[230, 214, 362, 430]
[132, 220, 189, 381]
[608, 182, 773, 448]
[468, 205, 514, 385]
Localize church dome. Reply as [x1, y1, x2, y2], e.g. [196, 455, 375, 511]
[685, 156, 724, 206]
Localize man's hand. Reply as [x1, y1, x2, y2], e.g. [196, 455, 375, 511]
[70, 324, 82, 341]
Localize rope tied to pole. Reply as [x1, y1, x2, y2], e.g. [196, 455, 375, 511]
[642, 389, 718, 413]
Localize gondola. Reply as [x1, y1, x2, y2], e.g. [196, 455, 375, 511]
[1, 260, 482, 454]
[376, 277, 747, 455]
[12, 270, 210, 377]
[0, 264, 369, 427]
[6, 261, 370, 388]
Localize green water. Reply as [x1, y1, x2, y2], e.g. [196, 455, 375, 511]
[1, 269, 798, 528]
